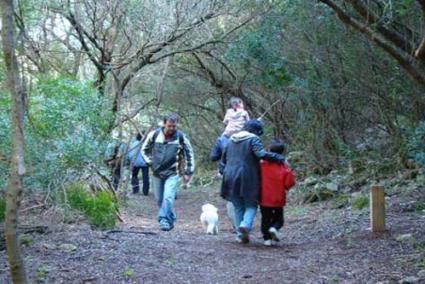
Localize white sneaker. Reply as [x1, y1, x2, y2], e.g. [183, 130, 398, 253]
[268, 227, 280, 242]
[264, 240, 272, 246]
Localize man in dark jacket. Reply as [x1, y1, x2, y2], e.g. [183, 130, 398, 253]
[221, 119, 285, 243]
[142, 113, 195, 231]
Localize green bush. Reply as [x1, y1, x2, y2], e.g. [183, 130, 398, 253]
[68, 183, 117, 229]
[333, 194, 350, 209]
[352, 195, 369, 210]
[0, 197, 5, 222]
[19, 234, 33, 246]
[67, 183, 91, 211]
[16, 75, 114, 191]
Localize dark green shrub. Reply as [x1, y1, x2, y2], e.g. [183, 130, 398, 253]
[67, 183, 117, 229]
[19, 234, 33, 246]
[333, 194, 350, 209]
[0, 197, 5, 222]
[67, 183, 91, 211]
[352, 195, 369, 210]
[84, 191, 117, 229]
[415, 202, 425, 212]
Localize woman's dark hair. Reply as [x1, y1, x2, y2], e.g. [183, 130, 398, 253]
[269, 138, 286, 154]
[242, 119, 264, 136]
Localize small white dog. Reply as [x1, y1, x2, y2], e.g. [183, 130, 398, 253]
[200, 203, 219, 235]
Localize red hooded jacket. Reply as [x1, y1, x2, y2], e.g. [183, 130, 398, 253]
[260, 160, 296, 207]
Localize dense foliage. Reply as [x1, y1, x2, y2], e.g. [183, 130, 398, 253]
[0, 76, 112, 191]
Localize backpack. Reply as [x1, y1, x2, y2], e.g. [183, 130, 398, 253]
[104, 141, 125, 167]
[126, 140, 146, 167]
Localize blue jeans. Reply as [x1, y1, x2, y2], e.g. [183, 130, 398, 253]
[152, 175, 180, 226]
[231, 195, 258, 235]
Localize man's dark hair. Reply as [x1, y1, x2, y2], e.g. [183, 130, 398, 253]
[163, 112, 179, 123]
[269, 138, 286, 154]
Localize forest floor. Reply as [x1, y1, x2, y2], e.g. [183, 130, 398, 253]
[1, 177, 425, 284]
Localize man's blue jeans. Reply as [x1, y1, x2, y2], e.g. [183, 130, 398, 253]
[231, 195, 258, 236]
[152, 175, 180, 226]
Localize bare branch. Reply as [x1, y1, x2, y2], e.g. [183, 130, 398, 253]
[347, 0, 414, 54]
[115, 98, 156, 127]
[319, 0, 425, 88]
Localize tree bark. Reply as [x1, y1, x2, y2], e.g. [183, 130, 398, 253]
[416, 0, 425, 63]
[0, 0, 28, 283]
[319, 0, 425, 89]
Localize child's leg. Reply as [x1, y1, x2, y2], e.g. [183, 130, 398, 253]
[260, 207, 273, 240]
[272, 207, 284, 231]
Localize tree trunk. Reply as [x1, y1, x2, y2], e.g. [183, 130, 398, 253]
[0, 0, 28, 283]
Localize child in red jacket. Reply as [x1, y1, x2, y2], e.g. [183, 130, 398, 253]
[260, 139, 295, 246]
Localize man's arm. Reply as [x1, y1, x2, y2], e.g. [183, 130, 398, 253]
[251, 136, 285, 163]
[141, 130, 155, 165]
[181, 133, 195, 176]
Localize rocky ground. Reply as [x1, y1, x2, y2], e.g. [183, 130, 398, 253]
[1, 172, 425, 284]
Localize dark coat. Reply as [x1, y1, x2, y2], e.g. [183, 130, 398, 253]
[220, 131, 285, 205]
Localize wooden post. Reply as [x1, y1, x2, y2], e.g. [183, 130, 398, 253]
[370, 185, 385, 232]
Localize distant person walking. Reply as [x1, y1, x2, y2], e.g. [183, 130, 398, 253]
[104, 141, 126, 190]
[127, 132, 150, 195]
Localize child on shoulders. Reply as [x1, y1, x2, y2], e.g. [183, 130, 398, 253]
[223, 97, 250, 137]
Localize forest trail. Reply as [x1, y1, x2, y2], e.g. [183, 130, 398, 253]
[1, 182, 424, 283]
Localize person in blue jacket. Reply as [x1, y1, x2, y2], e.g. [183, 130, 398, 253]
[127, 132, 150, 195]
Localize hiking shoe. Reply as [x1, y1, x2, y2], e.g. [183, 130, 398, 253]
[159, 221, 171, 231]
[264, 240, 272, 246]
[238, 226, 250, 244]
[236, 236, 249, 244]
[268, 227, 280, 242]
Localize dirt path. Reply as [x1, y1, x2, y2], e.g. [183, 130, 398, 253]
[1, 184, 424, 283]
